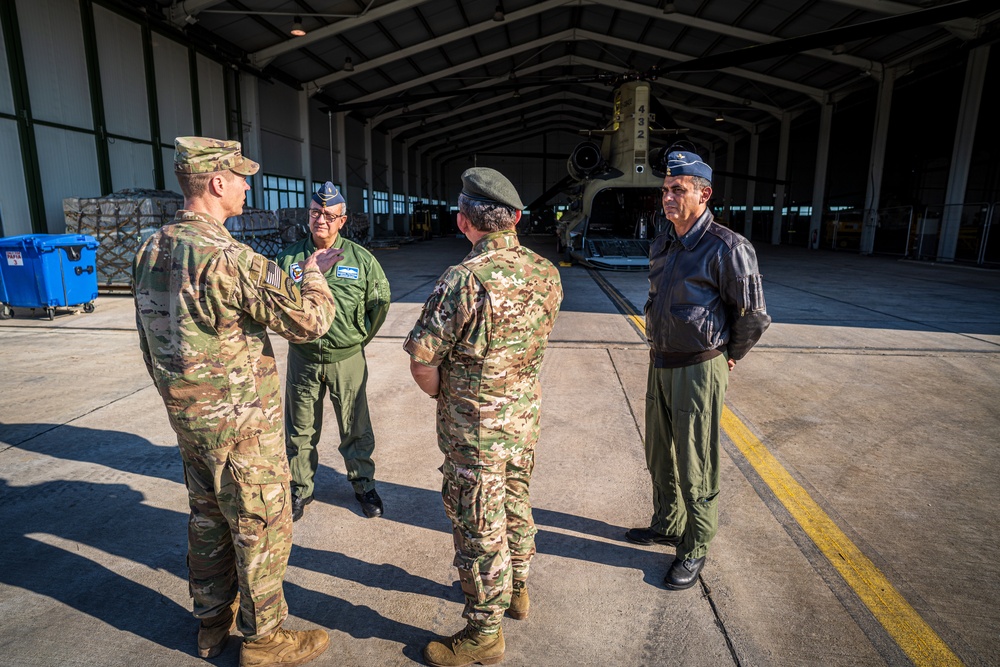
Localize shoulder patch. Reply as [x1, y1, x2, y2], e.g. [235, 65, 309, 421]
[248, 255, 301, 307]
[264, 260, 283, 288]
[289, 262, 304, 283]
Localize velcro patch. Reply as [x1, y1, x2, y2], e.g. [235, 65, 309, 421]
[264, 260, 283, 288]
[336, 266, 360, 280]
[249, 255, 301, 307]
[289, 262, 304, 283]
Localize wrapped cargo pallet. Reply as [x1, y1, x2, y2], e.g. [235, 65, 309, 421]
[224, 208, 283, 258]
[63, 189, 182, 290]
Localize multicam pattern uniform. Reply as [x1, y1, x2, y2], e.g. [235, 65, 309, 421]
[404, 230, 563, 633]
[133, 210, 335, 640]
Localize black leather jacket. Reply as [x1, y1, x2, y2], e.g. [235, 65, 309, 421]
[645, 209, 770, 362]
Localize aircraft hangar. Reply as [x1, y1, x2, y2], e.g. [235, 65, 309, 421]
[1, 0, 998, 265]
[3, 3, 1000, 667]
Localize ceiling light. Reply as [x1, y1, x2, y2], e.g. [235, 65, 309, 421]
[715, 113, 724, 122]
[290, 16, 306, 36]
[493, 3, 505, 21]
[662, 2, 676, 14]
[513, 89, 521, 99]
[831, 44, 846, 55]
[343, 57, 354, 72]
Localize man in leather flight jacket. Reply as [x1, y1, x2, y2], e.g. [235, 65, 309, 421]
[626, 150, 770, 590]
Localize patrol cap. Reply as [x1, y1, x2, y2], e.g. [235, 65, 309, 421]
[174, 136, 260, 176]
[460, 167, 524, 210]
[664, 151, 712, 182]
[312, 181, 346, 208]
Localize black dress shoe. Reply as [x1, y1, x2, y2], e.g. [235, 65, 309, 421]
[356, 489, 383, 518]
[625, 527, 681, 546]
[291, 495, 313, 522]
[663, 556, 706, 590]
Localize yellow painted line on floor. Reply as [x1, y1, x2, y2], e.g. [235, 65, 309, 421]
[721, 410, 962, 666]
[593, 270, 963, 667]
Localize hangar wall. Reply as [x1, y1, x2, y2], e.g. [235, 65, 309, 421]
[0, 0, 425, 239]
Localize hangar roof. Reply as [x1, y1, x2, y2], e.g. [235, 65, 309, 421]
[142, 0, 1000, 160]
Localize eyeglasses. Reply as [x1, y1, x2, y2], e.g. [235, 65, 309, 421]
[308, 210, 347, 224]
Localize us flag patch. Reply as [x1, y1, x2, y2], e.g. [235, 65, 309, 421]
[264, 261, 283, 288]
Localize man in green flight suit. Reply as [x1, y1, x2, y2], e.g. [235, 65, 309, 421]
[277, 182, 391, 521]
[405, 167, 563, 667]
[134, 137, 339, 666]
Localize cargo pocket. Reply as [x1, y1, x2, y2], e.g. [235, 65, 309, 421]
[454, 552, 488, 604]
[226, 436, 290, 545]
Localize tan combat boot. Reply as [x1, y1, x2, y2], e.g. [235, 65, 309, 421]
[507, 580, 529, 620]
[197, 595, 240, 658]
[423, 625, 504, 667]
[240, 625, 330, 667]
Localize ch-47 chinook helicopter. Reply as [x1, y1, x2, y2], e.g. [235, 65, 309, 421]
[552, 79, 689, 271]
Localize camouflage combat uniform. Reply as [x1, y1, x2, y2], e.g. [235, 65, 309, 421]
[133, 209, 336, 640]
[404, 230, 563, 633]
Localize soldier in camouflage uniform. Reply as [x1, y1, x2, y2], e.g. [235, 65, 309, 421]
[133, 137, 340, 667]
[404, 168, 563, 667]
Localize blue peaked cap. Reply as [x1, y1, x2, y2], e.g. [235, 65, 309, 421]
[312, 181, 346, 208]
[664, 151, 712, 182]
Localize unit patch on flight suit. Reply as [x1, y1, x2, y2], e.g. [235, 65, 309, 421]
[289, 262, 304, 283]
[336, 266, 360, 280]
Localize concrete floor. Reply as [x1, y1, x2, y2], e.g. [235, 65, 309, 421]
[1, 237, 998, 667]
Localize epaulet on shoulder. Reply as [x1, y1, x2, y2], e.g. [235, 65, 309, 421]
[706, 221, 747, 250]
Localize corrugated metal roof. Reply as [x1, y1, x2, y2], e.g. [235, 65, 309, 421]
[147, 0, 1000, 156]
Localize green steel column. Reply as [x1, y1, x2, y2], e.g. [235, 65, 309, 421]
[79, 0, 113, 196]
[141, 23, 163, 190]
[1, 0, 45, 233]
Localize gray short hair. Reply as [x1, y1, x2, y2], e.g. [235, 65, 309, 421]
[691, 176, 712, 192]
[458, 194, 518, 232]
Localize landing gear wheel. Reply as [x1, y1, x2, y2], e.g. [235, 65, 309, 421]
[83, 302, 95, 313]
[45, 307, 55, 321]
[0, 304, 12, 320]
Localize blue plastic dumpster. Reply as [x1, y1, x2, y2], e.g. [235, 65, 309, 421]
[0, 234, 100, 320]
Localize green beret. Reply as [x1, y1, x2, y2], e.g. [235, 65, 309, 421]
[174, 136, 260, 176]
[460, 167, 523, 210]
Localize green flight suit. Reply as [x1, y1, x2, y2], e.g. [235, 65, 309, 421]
[277, 234, 390, 498]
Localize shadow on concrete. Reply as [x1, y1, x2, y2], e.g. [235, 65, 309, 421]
[284, 580, 433, 661]
[0, 477, 192, 653]
[291, 544, 455, 602]
[309, 460, 662, 575]
[4, 422, 668, 648]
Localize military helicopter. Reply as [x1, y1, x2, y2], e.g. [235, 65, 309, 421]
[549, 78, 688, 271]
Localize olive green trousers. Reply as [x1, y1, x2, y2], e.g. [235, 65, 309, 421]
[644, 354, 729, 560]
[284, 347, 376, 498]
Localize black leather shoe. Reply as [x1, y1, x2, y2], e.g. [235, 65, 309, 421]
[625, 527, 681, 546]
[664, 556, 706, 590]
[356, 489, 383, 518]
[291, 495, 313, 522]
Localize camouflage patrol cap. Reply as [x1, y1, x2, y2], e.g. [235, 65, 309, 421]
[174, 136, 260, 176]
[460, 167, 524, 210]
